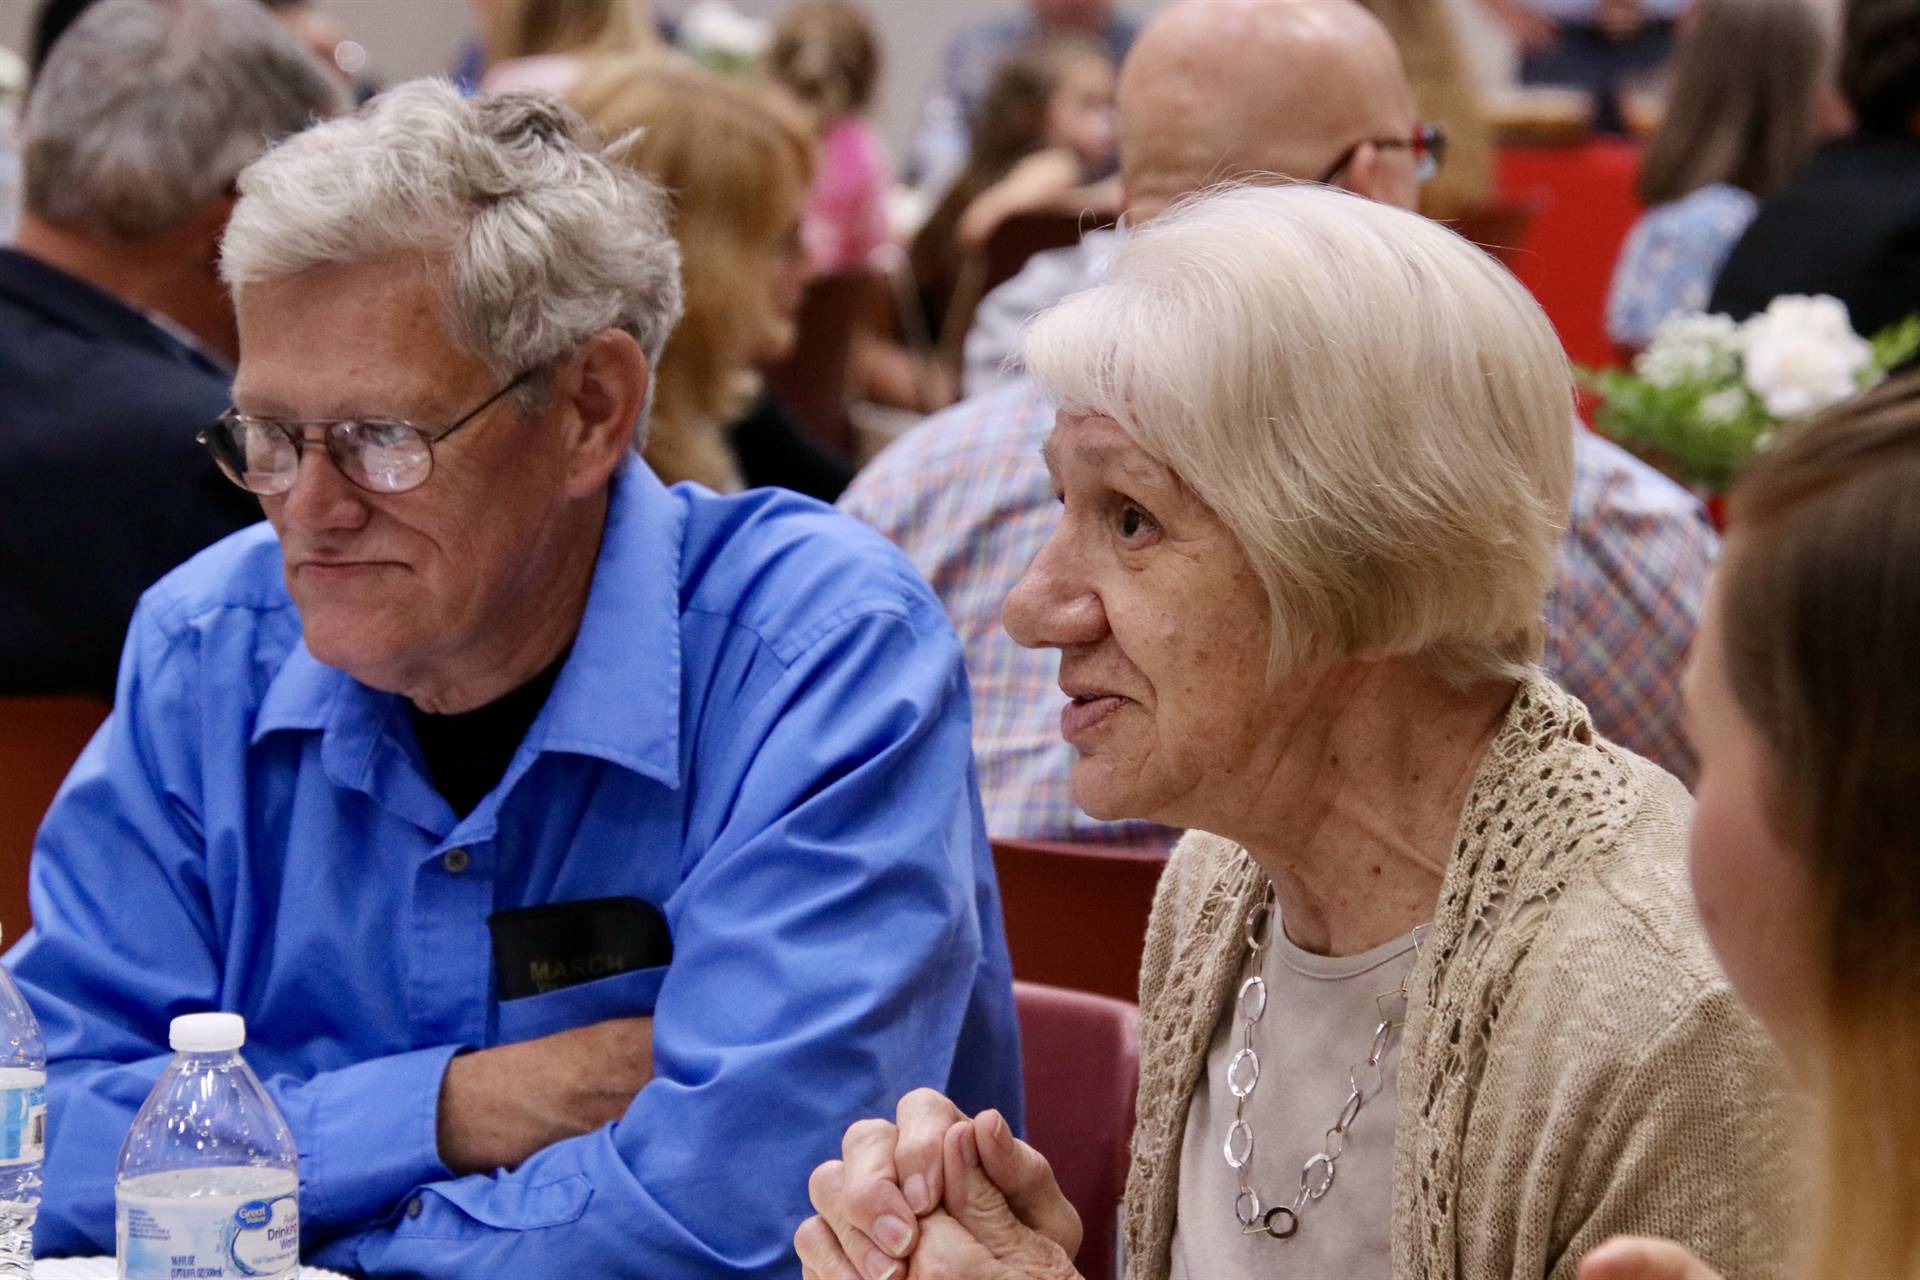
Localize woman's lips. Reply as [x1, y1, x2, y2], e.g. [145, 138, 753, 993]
[1060, 694, 1126, 743]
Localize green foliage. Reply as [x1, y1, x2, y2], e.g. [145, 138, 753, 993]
[1580, 313, 1920, 492]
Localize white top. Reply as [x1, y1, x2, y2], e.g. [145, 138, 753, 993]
[170, 1012, 245, 1054]
[1168, 920, 1418, 1280]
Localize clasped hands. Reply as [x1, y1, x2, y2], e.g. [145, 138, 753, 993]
[797, 1088, 1085, 1280]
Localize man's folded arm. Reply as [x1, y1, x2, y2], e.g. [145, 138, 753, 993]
[321, 605, 1012, 1279]
[9, 609, 461, 1250]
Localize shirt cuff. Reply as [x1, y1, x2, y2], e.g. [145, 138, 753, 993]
[289, 1043, 461, 1230]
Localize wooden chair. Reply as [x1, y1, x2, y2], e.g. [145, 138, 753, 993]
[0, 697, 108, 946]
[990, 838, 1168, 1003]
[761, 266, 886, 459]
[1015, 981, 1139, 1280]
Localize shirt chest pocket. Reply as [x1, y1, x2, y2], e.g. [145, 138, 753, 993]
[491, 964, 668, 1045]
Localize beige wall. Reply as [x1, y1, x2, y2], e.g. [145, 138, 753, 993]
[1, 0, 1512, 156]
[0, 0, 1155, 156]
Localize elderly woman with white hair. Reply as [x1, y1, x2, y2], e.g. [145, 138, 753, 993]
[797, 182, 1791, 1280]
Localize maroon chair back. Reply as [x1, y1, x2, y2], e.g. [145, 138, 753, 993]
[991, 838, 1167, 1003]
[980, 211, 1111, 298]
[938, 210, 1118, 373]
[0, 697, 108, 945]
[761, 266, 885, 458]
[1015, 981, 1139, 1280]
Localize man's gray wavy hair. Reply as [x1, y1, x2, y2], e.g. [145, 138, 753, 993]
[221, 79, 685, 436]
[24, 0, 346, 240]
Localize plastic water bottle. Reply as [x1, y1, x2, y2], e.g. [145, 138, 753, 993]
[0, 939, 47, 1278]
[116, 1014, 300, 1280]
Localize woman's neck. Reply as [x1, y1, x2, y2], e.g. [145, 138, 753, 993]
[1229, 661, 1517, 958]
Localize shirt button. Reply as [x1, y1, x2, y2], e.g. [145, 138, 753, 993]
[406, 1197, 423, 1219]
[442, 847, 471, 874]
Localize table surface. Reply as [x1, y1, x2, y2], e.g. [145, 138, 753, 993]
[40, 1261, 350, 1279]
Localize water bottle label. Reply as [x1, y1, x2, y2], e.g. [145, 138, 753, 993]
[0, 1084, 44, 1167]
[118, 1186, 300, 1280]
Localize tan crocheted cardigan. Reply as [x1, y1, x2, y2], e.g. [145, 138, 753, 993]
[1126, 676, 1795, 1280]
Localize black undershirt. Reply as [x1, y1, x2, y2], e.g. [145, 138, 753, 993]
[410, 652, 569, 819]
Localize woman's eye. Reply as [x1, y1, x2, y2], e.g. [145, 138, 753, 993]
[1119, 504, 1157, 539]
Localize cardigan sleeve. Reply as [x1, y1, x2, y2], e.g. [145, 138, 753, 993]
[1545, 983, 1795, 1280]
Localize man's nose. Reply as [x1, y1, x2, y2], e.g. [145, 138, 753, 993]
[277, 436, 371, 533]
[1002, 525, 1107, 651]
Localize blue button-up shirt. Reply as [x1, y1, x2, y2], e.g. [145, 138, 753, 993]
[8, 461, 1022, 1276]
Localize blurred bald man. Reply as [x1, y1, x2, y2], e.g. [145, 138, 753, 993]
[841, 0, 1716, 845]
[966, 0, 1423, 391]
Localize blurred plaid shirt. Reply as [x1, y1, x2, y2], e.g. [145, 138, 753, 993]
[841, 380, 1716, 847]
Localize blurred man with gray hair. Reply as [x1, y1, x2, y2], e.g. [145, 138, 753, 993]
[7, 72, 1021, 1277]
[0, 0, 343, 699]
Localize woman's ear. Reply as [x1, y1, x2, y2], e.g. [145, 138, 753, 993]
[561, 328, 650, 498]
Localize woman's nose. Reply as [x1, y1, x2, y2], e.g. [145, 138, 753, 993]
[1003, 526, 1107, 651]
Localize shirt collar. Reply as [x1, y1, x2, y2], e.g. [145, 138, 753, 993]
[253, 458, 685, 790]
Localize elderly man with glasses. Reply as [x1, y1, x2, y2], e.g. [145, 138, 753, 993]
[6, 81, 1021, 1278]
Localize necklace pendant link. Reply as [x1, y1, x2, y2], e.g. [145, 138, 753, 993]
[1301, 1153, 1336, 1202]
[1236, 975, 1268, 1023]
[1332, 1086, 1363, 1134]
[1259, 1207, 1299, 1240]
[1224, 1119, 1255, 1170]
[1245, 898, 1273, 951]
[1227, 1048, 1261, 1099]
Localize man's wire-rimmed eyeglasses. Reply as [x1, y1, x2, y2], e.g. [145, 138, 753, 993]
[1318, 122, 1449, 187]
[198, 369, 538, 497]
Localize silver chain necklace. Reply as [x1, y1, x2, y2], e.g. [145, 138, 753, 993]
[1223, 881, 1425, 1241]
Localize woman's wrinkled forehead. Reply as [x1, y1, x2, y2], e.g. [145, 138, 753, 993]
[1041, 410, 1185, 491]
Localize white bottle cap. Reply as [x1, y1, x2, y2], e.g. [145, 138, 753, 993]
[170, 1012, 246, 1053]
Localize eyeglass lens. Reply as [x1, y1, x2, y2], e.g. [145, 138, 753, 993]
[207, 418, 435, 496]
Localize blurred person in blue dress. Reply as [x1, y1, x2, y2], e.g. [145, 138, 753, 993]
[1606, 0, 1836, 350]
[5, 78, 1019, 1277]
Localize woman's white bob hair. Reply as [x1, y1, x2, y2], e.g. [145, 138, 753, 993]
[1022, 182, 1575, 687]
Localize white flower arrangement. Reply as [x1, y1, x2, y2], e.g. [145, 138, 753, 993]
[1584, 295, 1920, 490]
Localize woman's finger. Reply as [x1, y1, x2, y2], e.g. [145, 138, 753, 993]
[1580, 1237, 1726, 1280]
[941, 1118, 1026, 1252]
[838, 1117, 920, 1253]
[796, 1213, 871, 1280]
[811, 1156, 910, 1280]
[973, 1110, 1084, 1258]
[940, 1123, 1086, 1280]
[895, 1087, 969, 1216]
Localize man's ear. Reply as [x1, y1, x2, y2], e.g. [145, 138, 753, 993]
[560, 328, 649, 498]
[1337, 141, 1382, 202]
